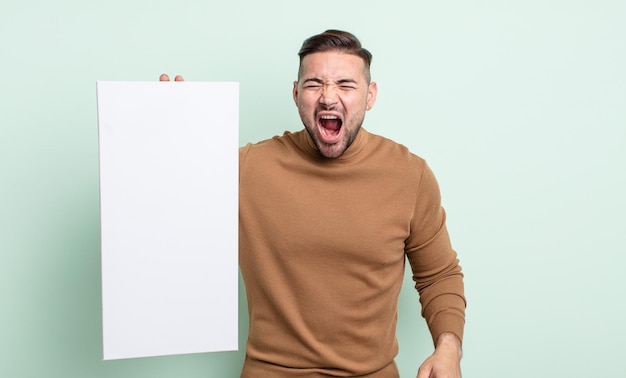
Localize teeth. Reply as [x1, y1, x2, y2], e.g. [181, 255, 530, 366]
[320, 115, 338, 120]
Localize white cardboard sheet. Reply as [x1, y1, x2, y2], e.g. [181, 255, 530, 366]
[97, 81, 239, 360]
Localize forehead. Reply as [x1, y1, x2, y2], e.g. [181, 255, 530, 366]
[299, 51, 367, 81]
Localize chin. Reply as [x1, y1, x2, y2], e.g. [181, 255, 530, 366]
[316, 140, 348, 159]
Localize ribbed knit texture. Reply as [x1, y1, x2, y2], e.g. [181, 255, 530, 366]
[239, 129, 465, 377]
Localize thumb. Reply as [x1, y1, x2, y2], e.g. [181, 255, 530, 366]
[416, 362, 433, 378]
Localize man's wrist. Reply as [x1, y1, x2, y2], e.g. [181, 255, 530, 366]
[435, 332, 463, 359]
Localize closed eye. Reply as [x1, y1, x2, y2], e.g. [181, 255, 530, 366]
[301, 78, 358, 90]
[303, 78, 323, 89]
[337, 79, 358, 90]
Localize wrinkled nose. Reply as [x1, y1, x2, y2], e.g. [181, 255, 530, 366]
[319, 85, 338, 106]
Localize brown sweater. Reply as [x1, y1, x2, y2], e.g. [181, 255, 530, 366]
[239, 129, 465, 377]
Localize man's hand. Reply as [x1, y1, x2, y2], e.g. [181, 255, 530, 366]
[416, 333, 462, 378]
[159, 74, 184, 82]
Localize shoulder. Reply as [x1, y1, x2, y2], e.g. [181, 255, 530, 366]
[365, 130, 428, 170]
[240, 130, 303, 162]
[362, 130, 442, 197]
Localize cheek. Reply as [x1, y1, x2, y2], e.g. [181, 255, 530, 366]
[297, 101, 310, 112]
[343, 98, 364, 114]
[299, 99, 317, 114]
[297, 103, 314, 123]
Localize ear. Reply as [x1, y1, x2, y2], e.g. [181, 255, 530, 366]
[292, 81, 299, 105]
[366, 82, 378, 110]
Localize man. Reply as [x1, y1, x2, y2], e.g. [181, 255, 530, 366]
[161, 29, 465, 378]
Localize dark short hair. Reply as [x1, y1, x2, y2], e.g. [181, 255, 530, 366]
[297, 30, 372, 82]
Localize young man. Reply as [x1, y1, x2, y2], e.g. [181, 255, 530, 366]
[161, 29, 466, 378]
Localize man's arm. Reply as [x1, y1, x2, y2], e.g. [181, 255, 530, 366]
[405, 163, 466, 377]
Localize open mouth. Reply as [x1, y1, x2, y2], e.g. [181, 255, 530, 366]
[318, 114, 343, 143]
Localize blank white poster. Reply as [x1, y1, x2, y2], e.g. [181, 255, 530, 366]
[97, 81, 239, 360]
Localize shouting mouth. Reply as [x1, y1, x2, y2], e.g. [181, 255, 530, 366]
[318, 113, 343, 143]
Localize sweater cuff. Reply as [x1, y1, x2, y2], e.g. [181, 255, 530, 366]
[427, 309, 465, 347]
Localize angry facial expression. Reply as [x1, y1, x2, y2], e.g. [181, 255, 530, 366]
[293, 51, 377, 159]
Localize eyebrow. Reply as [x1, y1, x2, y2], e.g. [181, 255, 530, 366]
[303, 78, 324, 85]
[336, 79, 358, 85]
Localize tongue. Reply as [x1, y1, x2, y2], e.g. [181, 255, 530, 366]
[321, 119, 341, 131]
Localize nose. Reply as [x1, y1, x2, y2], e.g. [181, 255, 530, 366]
[319, 84, 338, 106]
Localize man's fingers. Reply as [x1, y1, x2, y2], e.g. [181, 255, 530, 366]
[159, 74, 185, 82]
[415, 365, 431, 378]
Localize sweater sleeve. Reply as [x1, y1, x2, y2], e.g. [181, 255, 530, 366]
[405, 163, 466, 345]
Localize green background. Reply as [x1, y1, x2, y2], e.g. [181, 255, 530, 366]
[1, 0, 625, 377]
